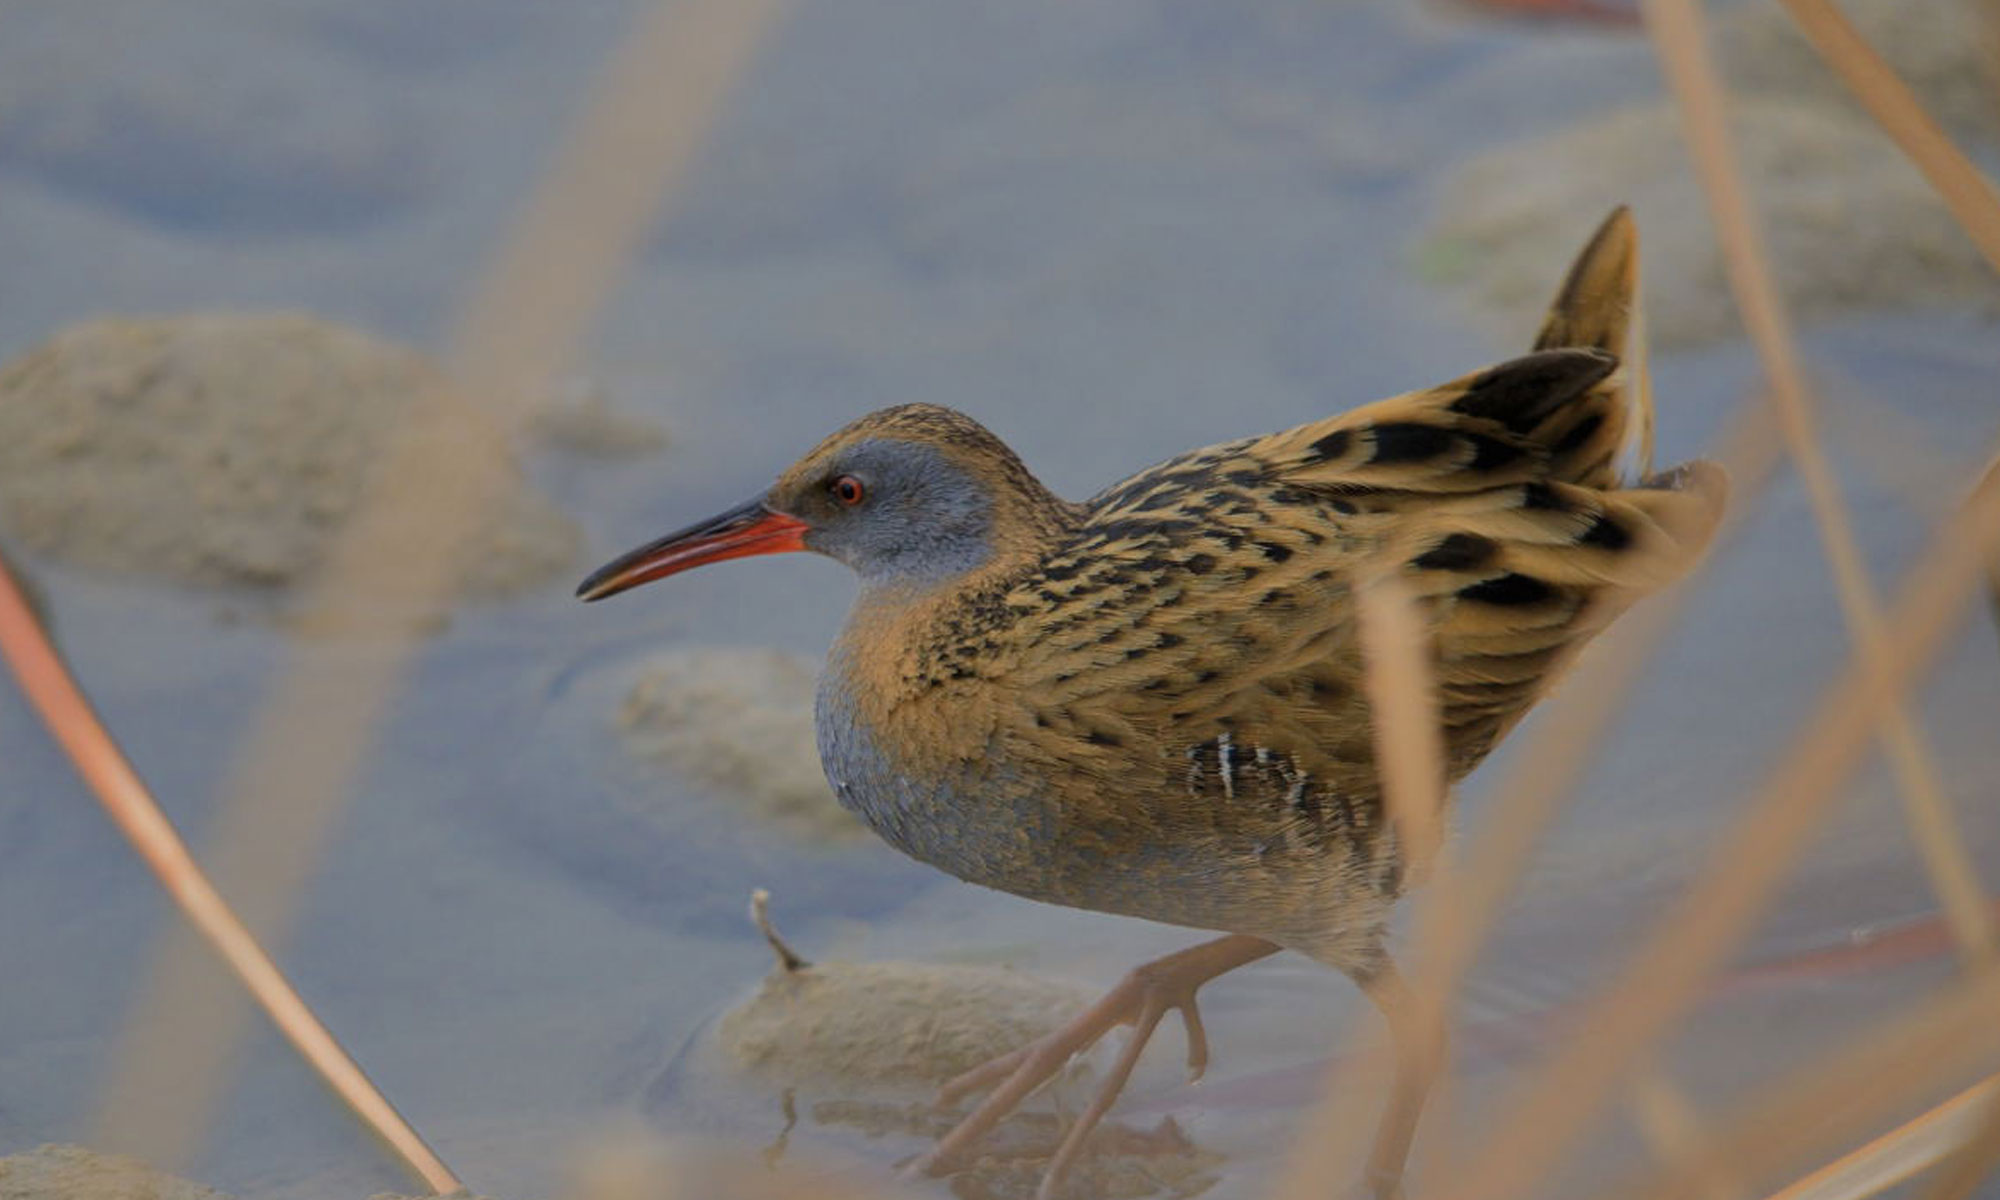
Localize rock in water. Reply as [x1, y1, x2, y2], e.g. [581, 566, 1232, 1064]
[618, 646, 863, 842]
[0, 313, 578, 603]
[0, 1144, 226, 1200]
[719, 956, 1090, 1087]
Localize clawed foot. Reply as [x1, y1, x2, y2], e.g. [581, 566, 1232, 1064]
[902, 934, 1279, 1200]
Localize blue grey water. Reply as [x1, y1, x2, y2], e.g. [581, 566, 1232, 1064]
[2, 2, 1997, 1198]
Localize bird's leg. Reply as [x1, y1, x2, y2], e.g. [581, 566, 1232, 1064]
[907, 933, 1280, 1197]
[1351, 957, 1446, 1200]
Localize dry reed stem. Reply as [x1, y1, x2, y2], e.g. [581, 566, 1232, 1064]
[1774, 0, 2000, 818]
[1592, 971, 2000, 1200]
[1917, 1084, 2000, 1200]
[90, 0, 785, 1180]
[1759, 1077, 1997, 1200]
[1391, 395, 1783, 1160]
[1687, 461, 2000, 1200]
[1990, 0, 2000, 134]
[0, 562, 464, 1193]
[1384, 398, 1780, 1190]
[1629, 1066, 1746, 1200]
[442, 0, 783, 394]
[1353, 569, 1452, 1191]
[1411, 394, 1781, 1026]
[1267, 1002, 1406, 1200]
[1988, 563, 2000, 648]
[1267, 395, 1784, 1200]
[1773, 0, 2000, 275]
[1356, 570, 1449, 878]
[1643, 0, 1994, 966]
[563, 1135, 679, 1200]
[1419, 436, 2000, 1200]
[749, 889, 811, 973]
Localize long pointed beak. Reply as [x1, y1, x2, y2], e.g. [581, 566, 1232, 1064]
[576, 497, 810, 602]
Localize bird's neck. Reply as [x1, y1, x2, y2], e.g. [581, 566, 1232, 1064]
[845, 480, 1079, 640]
[824, 534, 1056, 773]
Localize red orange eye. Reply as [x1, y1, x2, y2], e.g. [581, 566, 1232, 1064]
[830, 475, 866, 506]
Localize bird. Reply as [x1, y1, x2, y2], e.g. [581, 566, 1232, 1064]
[576, 208, 1726, 1199]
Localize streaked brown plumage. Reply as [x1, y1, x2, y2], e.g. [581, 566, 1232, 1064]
[578, 209, 1727, 1198]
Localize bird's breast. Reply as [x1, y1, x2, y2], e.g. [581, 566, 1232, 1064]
[813, 646, 1056, 892]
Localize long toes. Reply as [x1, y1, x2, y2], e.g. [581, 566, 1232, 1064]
[1036, 1102, 1114, 1200]
[921, 936, 1272, 1188]
[923, 1038, 1086, 1177]
[1036, 1005, 1171, 1199]
[936, 1043, 1035, 1107]
[1178, 998, 1211, 1082]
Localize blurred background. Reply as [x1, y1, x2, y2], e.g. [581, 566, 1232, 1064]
[0, 1, 1997, 1198]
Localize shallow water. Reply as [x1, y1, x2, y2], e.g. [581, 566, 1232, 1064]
[3, 2, 1999, 1198]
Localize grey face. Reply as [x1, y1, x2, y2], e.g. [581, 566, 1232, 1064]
[775, 438, 994, 585]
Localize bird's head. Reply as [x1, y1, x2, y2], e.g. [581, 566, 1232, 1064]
[576, 403, 1074, 602]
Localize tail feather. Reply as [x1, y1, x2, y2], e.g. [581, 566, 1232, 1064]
[1391, 455, 1727, 761]
[1269, 208, 1647, 497]
[1534, 205, 1637, 356]
[1524, 204, 1639, 491]
[1268, 207, 1724, 758]
[1037, 209, 1727, 784]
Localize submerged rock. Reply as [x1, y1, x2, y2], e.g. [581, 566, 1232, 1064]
[0, 1145, 508, 1200]
[714, 896, 1221, 1198]
[618, 647, 862, 842]
[719, 955, 1090, 1087]
[0, 313, 578, 602]
[1425, 98, 2000, 347]
[0, 1144, 225, 1200]
[719, 889, 1088, 1087]
[814, 1103, 1223, 1200]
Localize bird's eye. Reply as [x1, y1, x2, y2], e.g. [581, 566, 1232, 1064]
[830, 475, 866, 507]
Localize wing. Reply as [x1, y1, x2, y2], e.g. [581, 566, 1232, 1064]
[996, 208, 1725, 807]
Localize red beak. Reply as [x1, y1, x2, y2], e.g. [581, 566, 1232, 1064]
[575, 497, 810, 602]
